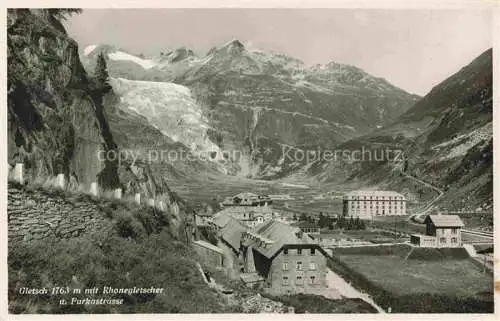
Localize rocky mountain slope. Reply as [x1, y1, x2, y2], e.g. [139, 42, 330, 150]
[7, 9, 185, 208]
[8, 9, 120, 188]
[81, 41, 419, 178]
[310, 49, 493, 212]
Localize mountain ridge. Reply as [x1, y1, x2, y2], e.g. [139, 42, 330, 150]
[308, 48, 493, 212]
[81, 41, 419, 178]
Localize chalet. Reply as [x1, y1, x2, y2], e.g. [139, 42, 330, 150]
[240, 220, 330, 295]
[410, 214, 465, 248]
[221, 192, 273, 207]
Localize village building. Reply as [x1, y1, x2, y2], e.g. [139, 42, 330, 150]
[221, 192, 273, 207]
[192, 240, 225, 268]
[211, 205, 274, 229]
[239, 220, 330, 295]
[410, 214, 465, 248]
[342, 190, 406, 218]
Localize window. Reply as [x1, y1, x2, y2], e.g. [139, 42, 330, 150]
[283, 249, 288, 255]
[296, 261, 303, 270]
[309, 276, 316, 285]
[451, 237, 457, 243]
[439, 237, 446, 244]
[309, 262, 316, 270]
[282, 276, 289, 286]
[297, 249, 302, 255]
[283, 262, 289, 271]
[310, 248, 316, 256]
[296, 276, 303, 285]
[451, 228, 458, 234]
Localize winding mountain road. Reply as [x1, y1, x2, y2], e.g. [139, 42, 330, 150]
[399, 170, 444, 221]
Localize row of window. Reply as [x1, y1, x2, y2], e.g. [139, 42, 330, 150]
[439, 237, 458, 243]
[351, 203, 404, 209]
[349, 208, 404, 214]
[348, 195, 404, 201]
[282, 275, 316, 286]
[351, 204, 404, 211]
[283, 261, 316, 271]
[283, 248, 316, 256]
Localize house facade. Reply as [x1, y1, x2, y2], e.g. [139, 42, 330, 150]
[342, 190, 406, 218]
[267, 245, 328, 294]
[240, 220, 329, 295]
[411, 214, 464, 248]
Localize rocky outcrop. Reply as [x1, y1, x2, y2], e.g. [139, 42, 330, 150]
[7, 9, 119, 189]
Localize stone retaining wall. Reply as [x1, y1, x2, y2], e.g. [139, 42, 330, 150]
[8, 184, 113, 245]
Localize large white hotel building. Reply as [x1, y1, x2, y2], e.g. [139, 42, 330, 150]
[342, 190, 407, 218]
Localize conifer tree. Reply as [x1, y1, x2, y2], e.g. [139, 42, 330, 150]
[94, 53, 110, 92]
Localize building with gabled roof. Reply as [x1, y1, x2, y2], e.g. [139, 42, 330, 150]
[411, 214, 465, 248]
[426, 215, 465, 228]
[240, 220, 330, 294]
[221, 192, 273, 207]
[212, 205, 273, 228]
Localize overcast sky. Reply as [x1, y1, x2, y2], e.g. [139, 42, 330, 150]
[65, 9, 492, 96]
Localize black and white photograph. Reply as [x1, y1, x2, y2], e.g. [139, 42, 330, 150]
[4, 2, 497, 315]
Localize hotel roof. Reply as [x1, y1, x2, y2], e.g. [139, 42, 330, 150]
[220, 218, 248, 252]
[242, 220, 315, 259]
[344, 190, 405, 197]
[213, 206, 272, 223]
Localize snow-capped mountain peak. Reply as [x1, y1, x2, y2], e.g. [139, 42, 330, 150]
[83, 44, 98, 56]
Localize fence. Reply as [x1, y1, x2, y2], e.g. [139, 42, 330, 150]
[7, 162, 178, 213]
